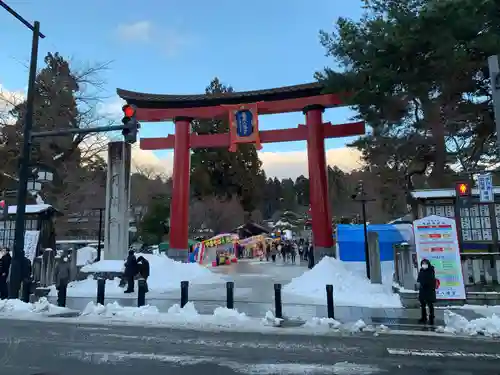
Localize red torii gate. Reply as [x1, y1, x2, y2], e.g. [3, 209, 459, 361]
[117, 82, 365, 260]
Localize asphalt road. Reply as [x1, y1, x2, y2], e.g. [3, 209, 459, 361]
[1, 318, 499, 374]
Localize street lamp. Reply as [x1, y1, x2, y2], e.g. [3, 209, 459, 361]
[351, 180, 376, 280]
[0, 1, 46, 298]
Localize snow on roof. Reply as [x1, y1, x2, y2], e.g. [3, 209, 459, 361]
[411, 187, 500, 199]
[8, 204, 55, 215]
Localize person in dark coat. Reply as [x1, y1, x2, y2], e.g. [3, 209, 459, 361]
[124, 250, 138, 293]
[137, 255, 150, 293]
[54, 255, 71, 307]
[307, 244, 315, 269]
[0, 248, 12, 299]
[417, 258, 436, 325]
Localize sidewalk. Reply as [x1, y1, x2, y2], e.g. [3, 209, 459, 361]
[45, 294, 484, 331]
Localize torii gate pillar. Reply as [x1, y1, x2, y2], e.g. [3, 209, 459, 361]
[169, 117, 191, 261]
[304, 105, 334, 259]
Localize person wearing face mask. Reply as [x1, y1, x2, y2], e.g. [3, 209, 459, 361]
[417, 258, 436, 325]
[54, 255, 71, 307]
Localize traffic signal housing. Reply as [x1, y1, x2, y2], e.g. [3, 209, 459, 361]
[455, 181, 471, 197]
[455, 181, 471, 208]
[121, 104, 140, 144]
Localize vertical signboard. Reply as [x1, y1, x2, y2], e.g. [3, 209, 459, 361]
[478, 173, 494, 203]
[413, 215, 466, 300]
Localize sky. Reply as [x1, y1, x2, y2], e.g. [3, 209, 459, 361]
[0, 0, 366, 179]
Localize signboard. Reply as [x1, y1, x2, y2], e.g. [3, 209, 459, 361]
[203, 235, 234, 248]
[413, 215, 466, 300]
[478, 173, 494, 203]
[225, 103, 262, 152]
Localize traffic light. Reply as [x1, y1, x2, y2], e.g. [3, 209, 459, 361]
[455, 181, 471, 197]
[121, 104, 140, 144]
[0, 199, 8, 220]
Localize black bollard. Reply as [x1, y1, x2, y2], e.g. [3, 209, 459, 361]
[137, 279, 147, 307]
[180, 280, 189, 308]
[96, 278, 106, 305]
[57, 283, 67, 308]
[21, 279, 32, 303]
[226, 281, 234, 309]
[326, 284, 334, 319]
[274, 283, 283, 319]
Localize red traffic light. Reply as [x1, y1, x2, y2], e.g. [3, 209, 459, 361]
[455, 182, 470, 196]
[122, 104, 136, 118]
[0, 200, 5, 209]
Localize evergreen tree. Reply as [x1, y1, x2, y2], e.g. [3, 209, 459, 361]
[190, 78, 264, 212]
[316, 0, 500, 188]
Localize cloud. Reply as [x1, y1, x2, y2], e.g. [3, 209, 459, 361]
[130, 147, 363, 179]
[115, 21, 193, 57]
[116, 21, 152, 42]
[96, 98, 126, 119]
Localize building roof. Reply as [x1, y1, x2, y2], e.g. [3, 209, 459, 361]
[117, 82, 331, 109]
[7, 204, 61, 215]
[411, 187, 500, 199]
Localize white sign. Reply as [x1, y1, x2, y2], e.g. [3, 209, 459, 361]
[478, 173, 494, 203]
[413, 215, 466, 300]
[24, 230, 40, 262]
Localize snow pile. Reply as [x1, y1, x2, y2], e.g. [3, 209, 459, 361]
[81, 260, 123, 273]
[80, 301, 253, 329]
[261, 310, 283, 327]
[48, 276, 124, 298]
[304, 317, 368, 333]
[438, 310, 500, 337]
[77, 246, 98, 266]
[0, 297, 69, 316]
[52, 254, 225, 297]
[283, 257, 402, 308]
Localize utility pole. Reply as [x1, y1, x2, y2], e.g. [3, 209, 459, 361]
[488, 55, 500, 148]
[351, 180, 376, 279]
[0, 0, 45, 298]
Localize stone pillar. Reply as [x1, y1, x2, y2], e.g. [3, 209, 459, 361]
[304, 105, 334, 262]
[367, 231, 382, 284]
[168, 117, 191, 262]
[104, 141, 131, 261]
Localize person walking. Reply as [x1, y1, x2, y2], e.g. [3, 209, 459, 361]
[417, 258, 437, 325]
[124, 250, 138, 293]
[54, 255, 71, 307]
[271, 243, 277, 263]
[137, 256, 150, 293]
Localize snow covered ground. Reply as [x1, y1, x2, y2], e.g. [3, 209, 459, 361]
[438, 310, 500, 337]
[283, 257, 402, 308]
[0, 297, 72, 318]
[49, 254, 226, 298]
[0, 296, 377, 335]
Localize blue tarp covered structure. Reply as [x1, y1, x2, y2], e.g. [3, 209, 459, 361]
[337, 224, 410, 262]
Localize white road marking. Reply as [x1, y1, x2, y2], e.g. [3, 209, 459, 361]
[86, 332, 362, 354]
[387, 348, 500, 359]
[63, 350, 382, 374]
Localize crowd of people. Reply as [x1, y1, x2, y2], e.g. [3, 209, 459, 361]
[0, 247, 32, 300]
[263, 239, 315, 269]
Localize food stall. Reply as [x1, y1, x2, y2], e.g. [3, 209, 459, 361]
[195, 233, 238, 266]
[238, 235, 269, 259]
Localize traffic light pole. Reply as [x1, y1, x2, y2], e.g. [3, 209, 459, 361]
[9, 20, 41, 298]
[31, 125, 126, 139]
